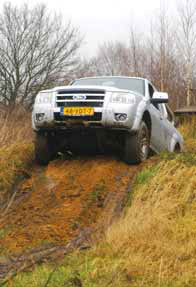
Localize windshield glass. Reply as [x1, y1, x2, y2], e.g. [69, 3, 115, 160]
[72, 77, 145, 96]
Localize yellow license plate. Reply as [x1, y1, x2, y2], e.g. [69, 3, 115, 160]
[63, 107, 94, 116]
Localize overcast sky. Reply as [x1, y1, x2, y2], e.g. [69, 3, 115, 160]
[1, 0, 177, 57]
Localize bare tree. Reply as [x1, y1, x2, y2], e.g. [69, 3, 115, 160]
[129, 27, 146, 77]
[177, 0, 196, 106]
[143, 2, 185, 108]
[0, 2, 82, 108]
[90, 41, 131, 76]
[150, 2, 175, 91]
[73, 58, 97, 79]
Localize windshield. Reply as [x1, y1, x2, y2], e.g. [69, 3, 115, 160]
[72, 77, 145, 96]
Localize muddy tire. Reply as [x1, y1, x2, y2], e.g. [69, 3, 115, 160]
[123, 121, 150, 164]
[34, 133, 56, 165]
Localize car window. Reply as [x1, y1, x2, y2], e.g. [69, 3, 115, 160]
[148, 84, 154, 98]
[72, 77, 145, 96]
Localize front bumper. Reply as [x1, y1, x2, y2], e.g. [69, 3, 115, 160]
[32, 104, 136, 131]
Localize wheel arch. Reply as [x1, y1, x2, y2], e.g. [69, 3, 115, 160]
[170, 134, 183, 152]
[131, 100, 152, 136]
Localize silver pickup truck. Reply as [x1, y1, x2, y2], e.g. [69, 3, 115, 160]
[32, 76, 184, 164]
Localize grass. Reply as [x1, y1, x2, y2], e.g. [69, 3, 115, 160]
[0, 228, 7, 240]
[1, 116, 196, 287]
[134, 165, 160, 185]
[179, 116, 196, 140]
[104, 158, 196, 285]
[8, 236, 196, 286]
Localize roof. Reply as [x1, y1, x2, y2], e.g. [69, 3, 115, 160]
[175, 106, 196, 115]
[76, 76, 146, 81]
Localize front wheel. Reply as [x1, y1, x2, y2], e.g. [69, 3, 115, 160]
[123, 121, 150, 164]
[34, 133, 56, 165]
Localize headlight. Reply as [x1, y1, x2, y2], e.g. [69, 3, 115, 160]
[35, 92, 53, 104]
[110, 92, 135, 104]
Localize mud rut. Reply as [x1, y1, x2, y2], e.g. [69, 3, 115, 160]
[0, 155, 144, 281]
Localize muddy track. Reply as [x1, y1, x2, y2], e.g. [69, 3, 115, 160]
[0, 155, 146, 280]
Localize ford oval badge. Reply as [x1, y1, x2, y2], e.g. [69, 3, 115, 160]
[73, 95, 86, 100]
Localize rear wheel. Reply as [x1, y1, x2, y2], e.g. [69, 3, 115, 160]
[174, 143, 181, 153]
[34, 132, 56, 165]
[123, 121, 150, 164]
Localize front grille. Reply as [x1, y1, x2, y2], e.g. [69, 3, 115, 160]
[54, 112, 102, 122]
[57, 102, 103, 107]
[57, 89, 105, 94]
[56, 95, 104, 100]
[56, 89, 105, 108]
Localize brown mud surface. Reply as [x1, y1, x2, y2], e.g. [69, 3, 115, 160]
[0, 156, 144, 254]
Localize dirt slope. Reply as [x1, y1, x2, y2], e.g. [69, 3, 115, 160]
[0, 155, 144, 254]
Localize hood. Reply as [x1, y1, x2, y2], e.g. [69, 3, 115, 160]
[40, 85, 143, 98]
[52, 85, 133, 93]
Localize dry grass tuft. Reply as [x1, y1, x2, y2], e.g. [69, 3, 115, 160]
[179, 116, 196, 153]
[0, 106, 32, 149]
[0, 143, 34, 203]
[0, 107, 34, 204]
[179, 116, 196, 139]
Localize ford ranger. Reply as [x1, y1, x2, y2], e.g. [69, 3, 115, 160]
[32, 76, 184, 164]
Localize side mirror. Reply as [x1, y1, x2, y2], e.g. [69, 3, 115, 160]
[151, 92, 168, 104]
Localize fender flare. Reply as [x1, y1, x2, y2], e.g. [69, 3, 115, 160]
[131, 101, 151, 132]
